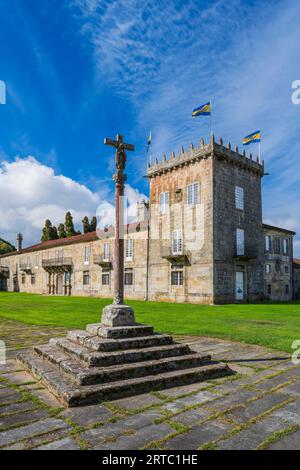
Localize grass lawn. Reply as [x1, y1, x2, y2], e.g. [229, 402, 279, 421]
[0, 292, 300, 352]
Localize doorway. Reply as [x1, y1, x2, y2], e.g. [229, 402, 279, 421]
[56, 274, 64, 295]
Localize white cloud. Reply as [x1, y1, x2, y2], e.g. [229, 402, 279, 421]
[0, 156, 146, 247]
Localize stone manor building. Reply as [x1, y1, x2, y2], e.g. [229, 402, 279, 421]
[0, 135, 297, 303]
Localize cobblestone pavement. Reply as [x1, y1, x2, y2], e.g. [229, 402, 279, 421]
[0, 321, 299, 450]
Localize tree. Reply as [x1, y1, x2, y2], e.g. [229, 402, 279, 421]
[82, 216, 90, 234]
[90, 216, 97, 232]
[51, 226, 59, 240]
[41, 219, 52, 242]
[58, 223, 66, 239]
[0, 238, 16, 255]
[65, 211, 77, 237]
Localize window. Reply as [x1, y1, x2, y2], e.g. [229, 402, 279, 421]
[265, 264, 271, 274]
[18, 258, 22, 269]
[65, 272, 70, 284]
[84, 246, 90, 265]
[171, 271, 183, 286]
[56, 249, 63, 261]
[35, 255, 39, 269]
[172, 230, 183, 255]
[236, 229, 245, 256]
[187, 182, 199, 206]
[125, 239, 133, 260]
[103, 242, 110, 261]
[283, 239, 289, 255]
[102, 273, 110, 285]
[235, 186, 244, 210]
[124, 270, 133, 285]
[31, 274, 36, 285]
[267, 284, 272, 295]
[159, 192, 169, 214]
[83, 271, 90, 285]
[26, 256, 31, 269]
[284, 266, 289, 274]
[265, 235, 271, 252]
[285, 284, 290, 295]
[21, 274, 26, 284]
[274, 238, 281, 254]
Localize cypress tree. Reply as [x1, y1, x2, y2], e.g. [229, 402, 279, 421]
[51, 226, 59, 240]
[90, 216, 97, 232]
[82, 216, 90, 234]
[65, 211, 76, 237]
[58, 223, 66, 239]
[41, 219, 52, 242]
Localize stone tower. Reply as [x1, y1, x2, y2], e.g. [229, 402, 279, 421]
[147, 135, 265, 304]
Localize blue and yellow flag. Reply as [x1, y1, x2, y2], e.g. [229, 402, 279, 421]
[192, 101, 211, 117]
[242, 130, 261, 146]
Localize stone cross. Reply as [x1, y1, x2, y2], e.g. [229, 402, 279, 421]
[101, 134, 135, 328]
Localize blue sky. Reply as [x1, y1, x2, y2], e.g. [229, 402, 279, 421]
[0, 0, 300, 254]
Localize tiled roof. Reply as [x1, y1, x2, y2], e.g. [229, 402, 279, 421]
[294, 259, 300, 267]
[262, 223, 296, 235]
[0, 221, 148, 258]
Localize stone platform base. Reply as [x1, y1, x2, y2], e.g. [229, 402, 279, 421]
[18, 323, 233, 407]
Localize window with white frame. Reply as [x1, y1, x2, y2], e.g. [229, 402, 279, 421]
[159, 192, 169, 214]
[124, 269, 133, 285]
[26, 256, 31, 268]
[284, 265, 289, 274]
[283, 239, 289, 255]
[236, 229, 245, 256]
[35, 255, 39, 269]
[125, 239, 133, 260]
[103, 242, 110, 261]
[265, 235, 271, 252]
[171, 271, 183, 286]
[84, 246, 90, 265]
[83, 270, 90, 285]
[172, 230, 183, 255]
[235, 186, 244, 210]
[265, 264, 271, 274]
[187, 182, 199, 206]
[102, 273, 110, 285]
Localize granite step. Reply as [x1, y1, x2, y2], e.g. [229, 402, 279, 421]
[67, 330, 174, 352]
[18, 351, 232, 407]
[51, 338, 191, 367]
[86, 323, 154, 339]
[34, 343, 212, 385]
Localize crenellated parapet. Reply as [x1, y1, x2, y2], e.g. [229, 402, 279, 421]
[147, 134, 264, 178]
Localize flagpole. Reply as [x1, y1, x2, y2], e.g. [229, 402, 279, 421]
[210, 98, 213, 136]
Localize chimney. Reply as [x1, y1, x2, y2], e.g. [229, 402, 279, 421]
[137, 200, 149, 222]
[16, 233, 23, 252]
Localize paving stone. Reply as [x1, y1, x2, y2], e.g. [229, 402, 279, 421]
[4, 428, 70, 450]
[0, 417, 69, 447]
[170, 407, 212, 426]
[83, 409, 163, 446]
[205, 389, 260, 412]
[277, 380, 300, 396]
[36, 437, 81, 450]
[165, 419, 233, 450]
[228, 364, 255, 376]
[0, 408, 49, 430]
[268, 430, 300, 450]
[109, 392, 162, 410]
[254, 373, 295, 391]
[162, 391, 217, 413]
[28, 389, 62, 407]
[62, 404, 113, 427]
[272, 399, 300, 425]
[0, 391, 23, 405]
[219, 416, 289, 450]
[94, 423, 173, 450]
[0, 400, 38, 416]
[226, 393, 291, 424]
[3, 371, 37, 385]
[0, 387, 20, 398]
[162, 382, 211, 397]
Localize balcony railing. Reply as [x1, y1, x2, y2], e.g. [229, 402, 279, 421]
[93, 255, 112, 269]
[233, 249, 257, 261]
[42, 257, 73, 268]
[0, 266, 9, 277]
[161, 246, 191, 264]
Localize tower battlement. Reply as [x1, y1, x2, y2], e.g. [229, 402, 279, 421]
[147, 134, 264, 178]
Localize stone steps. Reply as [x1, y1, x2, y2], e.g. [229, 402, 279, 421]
[34, 343, 212, 385]
[51, 337, 190, 367]
[86, 323, 154, 339]
[66, 330, 174, 352]
[18, 350, 231, 407]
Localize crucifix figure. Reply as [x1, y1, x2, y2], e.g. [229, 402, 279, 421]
[101, 134, 136, 327]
